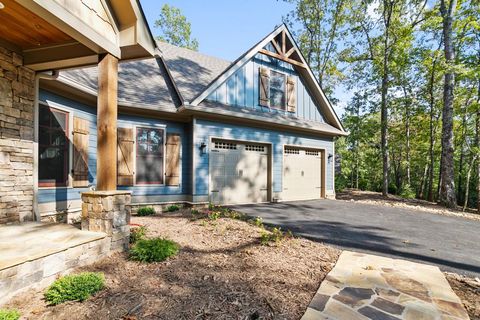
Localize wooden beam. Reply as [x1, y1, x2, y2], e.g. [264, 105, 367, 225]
[96, 53, 118, 191]
[271, 39, 283, 55]
[282, 30, 286, 55]
[259, 49, 306, 68]
[285, 46, 296, 58]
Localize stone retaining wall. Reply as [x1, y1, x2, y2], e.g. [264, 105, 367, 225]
[0, 46, 35, 224]
[0, 236, 110, 305]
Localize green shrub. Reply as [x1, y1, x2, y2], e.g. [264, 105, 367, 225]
[129, 238, 179, 262]
[137, 207, 155, 216]
[165, 205, 180, 212]
[251, 216, 264, 228]
[400, 184, 416, 199]
[191, 208, 200, 215]
[0, 309, 20, 320]
[207, 210, 221, 220]
[130, 224, 147, 244]
[260, 227, 287, 245]
[44, 272, 105, 305]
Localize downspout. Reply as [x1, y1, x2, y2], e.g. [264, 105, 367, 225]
[33, 70, 59, 222]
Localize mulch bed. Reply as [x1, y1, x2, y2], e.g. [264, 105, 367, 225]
[445, 272, 480, 320]
[5, 211, 339, 319]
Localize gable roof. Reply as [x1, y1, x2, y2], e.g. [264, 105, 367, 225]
[157, 41, 232, 103]
[189, 24, 345, 133]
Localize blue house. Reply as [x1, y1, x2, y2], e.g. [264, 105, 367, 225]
[37, 24, 346, 220]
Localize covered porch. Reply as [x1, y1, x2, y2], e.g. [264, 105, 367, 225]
[0, 0, 156, 306]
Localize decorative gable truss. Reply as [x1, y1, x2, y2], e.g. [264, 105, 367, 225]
[189, 24, 346, 133]
[258, 29, 306, 69]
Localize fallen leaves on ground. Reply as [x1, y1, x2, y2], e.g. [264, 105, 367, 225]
[5, 211, 339, 319]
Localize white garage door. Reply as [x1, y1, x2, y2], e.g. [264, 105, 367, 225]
[209, 140, 269, 205]
[283, 147, 322, 201]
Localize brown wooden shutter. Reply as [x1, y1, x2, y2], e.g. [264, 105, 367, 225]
[165, 133, 181, 186]
[287, 76, 296, 113]
[72, 117, 89, 187]
[259, 67, 270, 107]
[117, 127, 134, 186]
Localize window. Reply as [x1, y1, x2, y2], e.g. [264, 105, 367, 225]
[136, 127, 164, 184]
[270, 70, 286, 109]
[38, 105, 69, 187]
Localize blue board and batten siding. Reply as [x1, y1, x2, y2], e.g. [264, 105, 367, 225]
[206, 52, 326, 123]
[38, 90, 191, 209]
[193, 119, 334, 199]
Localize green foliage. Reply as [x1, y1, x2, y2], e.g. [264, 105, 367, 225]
[207, 210, 221, 221]
[130, 224, 147, 244]
[154, 4, 199, 50]
[0, 309, 20, 320]
[165, 205, 180, 212]
[191, 208, 200, 215]
[44, 272, 105, 305]
[137, 207, 155, 216]
[129, 238, 179, 263]
[251, 216, 264, 228]
[260, 227, 292, 245]
[400, 184, 416, 199]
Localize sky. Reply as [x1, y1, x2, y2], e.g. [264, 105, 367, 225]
[139, 0, 348, 115]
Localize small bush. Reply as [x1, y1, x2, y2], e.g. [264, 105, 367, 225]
[400, 184, 416, 199]
[137, 207, 155, 216]
[191, 208, 200, 215]
[260, 227, 287, 245]
[0, 309, 20, 320]
[129, 238, 179, 262]
[207, 210, 221, 220]
[165, 205, 180, 212]
[44, 272, 105, 305]
[251, 216, 264, 228]
[130, 224, 147, 244]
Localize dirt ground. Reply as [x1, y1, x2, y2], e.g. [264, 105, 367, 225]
[445, 273, 480, 320]
[337, 188, 480, 221]
[5, 211, 339, 320]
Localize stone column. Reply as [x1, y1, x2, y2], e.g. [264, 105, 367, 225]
[81, 190, 131, 251]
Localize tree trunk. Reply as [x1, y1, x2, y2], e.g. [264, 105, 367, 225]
[419, 163, 429, 199]
[476, 78, 480, 212]
[427, 55, 438, 202]
[403, 87, 411, 187]
[439, 0, 457, 208]
[381, 0, 392, 197]
[464, 155, 477, 211]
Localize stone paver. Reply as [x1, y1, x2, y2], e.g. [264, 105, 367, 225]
[301, 251, 469, 320]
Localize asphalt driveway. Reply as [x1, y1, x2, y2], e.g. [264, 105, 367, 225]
[229, 199, 480, 278]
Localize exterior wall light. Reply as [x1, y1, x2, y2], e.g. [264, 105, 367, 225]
[328, 153, 333, 163]
[200, 142, 207, 155]
[0, 2, 5, 9]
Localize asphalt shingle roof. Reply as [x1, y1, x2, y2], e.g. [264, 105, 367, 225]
[156, 41, 231, 103]
[60, 57, 179, 111]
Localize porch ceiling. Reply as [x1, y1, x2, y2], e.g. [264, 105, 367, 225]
[0, 0, 73, 50]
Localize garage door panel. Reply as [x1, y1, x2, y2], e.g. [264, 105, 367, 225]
[209, 140, 269, 205]
[283, 147, 322, 201]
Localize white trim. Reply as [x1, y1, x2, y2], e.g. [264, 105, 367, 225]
[37, 101, 74, 189]
[192, 117, 197, 195]
[207, 136, 273, 204]
[189, 24, 346, 133]
[132, 124, 167, 187]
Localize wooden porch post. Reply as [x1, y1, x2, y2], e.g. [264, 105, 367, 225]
[96, 53, 118, 191]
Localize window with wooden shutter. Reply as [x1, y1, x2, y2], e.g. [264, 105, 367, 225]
[287, 76, 296, 113]
[72, 117, 89, 187]
[259, 67, 270, 107]
[117, 127, 134, 186]
[165, 133, 180, 186]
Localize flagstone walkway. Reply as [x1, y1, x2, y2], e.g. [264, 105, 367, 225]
[302, 251, 469, 320]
